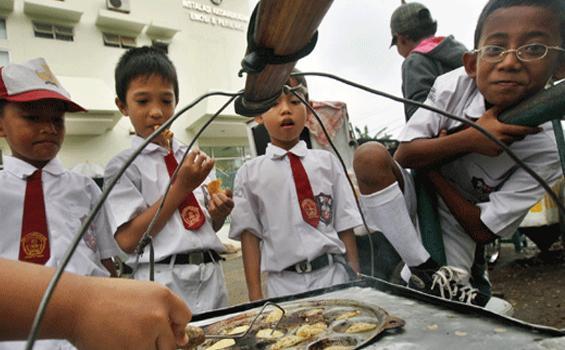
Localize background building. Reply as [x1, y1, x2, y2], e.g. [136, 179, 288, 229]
[0, 0, 251, 184]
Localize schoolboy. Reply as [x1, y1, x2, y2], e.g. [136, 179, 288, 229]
[229, 74, 362, 300]
[354, 0, 565, 306]
[0, 58, 121, 349]
[389, 1, 467, 120]
[104, 46, 233, 313]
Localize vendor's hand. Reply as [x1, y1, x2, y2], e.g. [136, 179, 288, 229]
[208, 189, 234, 221]
[71, 277, 191, 350]
[466, 107, 540, 156]
[175, 150, 214, 194]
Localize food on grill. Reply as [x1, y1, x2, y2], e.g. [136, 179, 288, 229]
[271, 335, 306, 350]
[256, 328, 284, 339]
[344, 322, 377, 333]
[296, 322, 327, 339]
[335, 310, 361, 320]
[303, 308, 324, 318]
[207, 179, 224, 195]
[204, 339, 235, 350]
[194, 299, 404, 349]
[265, 307, 284, 323]
[183, 325, 206, 349]
[227, 325, 249, 335]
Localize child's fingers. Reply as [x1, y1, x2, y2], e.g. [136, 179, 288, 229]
[503, 124, 541, 137]
[224, 188, 233, 198]
[185, 150, 198, 165]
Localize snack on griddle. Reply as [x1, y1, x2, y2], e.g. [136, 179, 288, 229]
[271, 335, 305, 350]
[344, 322, 377, 333]
[183, 325, 206, 349]
[227, 325, 249, 335]
[204, 339, 235, 350]
[335, 310, 360, 321]
[256, 328, 284, 339]
[296, 322, 327, 339]
[207, 179, 224, 195]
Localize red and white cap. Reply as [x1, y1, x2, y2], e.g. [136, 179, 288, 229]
[0, 58, 86, 112]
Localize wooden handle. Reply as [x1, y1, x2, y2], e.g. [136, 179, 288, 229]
[239, 0, 334, 115]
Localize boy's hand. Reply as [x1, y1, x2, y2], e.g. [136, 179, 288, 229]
[469, 107, 541, 156]
[175, 150, 214, 193]
[208, 189, 234, 223]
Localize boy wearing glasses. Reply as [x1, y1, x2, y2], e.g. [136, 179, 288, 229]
[354, 0, 564, 307]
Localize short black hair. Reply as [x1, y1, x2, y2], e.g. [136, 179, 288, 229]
[401, 22, 438, 43]
[474, 0, 565, 48]
[114, 46, 179, 103]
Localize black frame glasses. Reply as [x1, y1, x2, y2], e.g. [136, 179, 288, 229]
[472, 43, 565, 63]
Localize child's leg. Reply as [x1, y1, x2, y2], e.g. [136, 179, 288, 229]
[353, 142, 431, 268]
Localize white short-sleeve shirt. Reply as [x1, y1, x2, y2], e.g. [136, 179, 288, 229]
[229, 141, 362, 272]
[0, 156, 120, 277]
[398, 67, 561, 239]
[104, 136, 224, 264]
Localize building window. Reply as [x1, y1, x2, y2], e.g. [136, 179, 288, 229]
[0, 19, 6, 40]
[0, 51, 9, 66]
[152, 40, 169, 54]
[33, 22, 74, 41]
[102, 33, 136, 48]
[199, 146, 251, 190]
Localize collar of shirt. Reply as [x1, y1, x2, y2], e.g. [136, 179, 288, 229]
[131, 134, 180, 156]
[266, 140, 308, 160]
[2, 155, 65, 179]
[463, 87, 487, 121]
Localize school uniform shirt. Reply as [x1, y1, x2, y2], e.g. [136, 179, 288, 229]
[104, 136, 228, 313]
[0, 156, 119, 275]
[398, 67, 561, 271]
[104, 136, 225, 263]
[0, 156, 120, 350]
[229, 141, 362, 273]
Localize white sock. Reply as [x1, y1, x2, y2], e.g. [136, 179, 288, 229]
[360, 181, 430, 267]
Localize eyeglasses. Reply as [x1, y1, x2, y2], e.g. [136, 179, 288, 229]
[472, 43, 565, 63]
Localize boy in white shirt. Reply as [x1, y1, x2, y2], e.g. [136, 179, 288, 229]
[353, 0, 564, 306]
[229, 74, 362, 300]
[0, 58, 121, 349]
[105, 46, 233, 313]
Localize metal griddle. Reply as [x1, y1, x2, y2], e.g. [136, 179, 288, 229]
[191, 275, 565, 349]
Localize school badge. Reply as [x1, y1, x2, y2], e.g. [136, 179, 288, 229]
[181, 205, 203, 228]
[21, 231, 48, 259]
[301, 198, 320, 220]
[316, 193, 333, 225]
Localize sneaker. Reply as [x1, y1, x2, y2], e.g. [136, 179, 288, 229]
[409, 266, 489, 306]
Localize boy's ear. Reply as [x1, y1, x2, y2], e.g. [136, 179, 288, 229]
[554, 56, 565, 81]
[254, 116, 264, 124]
[463, 52, 478, 79]
[115, 97, 128, 116]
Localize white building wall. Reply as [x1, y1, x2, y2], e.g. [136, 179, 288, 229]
[0, 0, 250, 169]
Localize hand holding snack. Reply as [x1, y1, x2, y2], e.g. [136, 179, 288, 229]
[175, 150, 215, 194]
[207, 179, 234, 222]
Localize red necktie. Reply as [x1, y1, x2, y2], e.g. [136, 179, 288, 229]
[287, 152, 320, 228]
[19, 170, 50, 265]
[164, 150, 205, 231]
